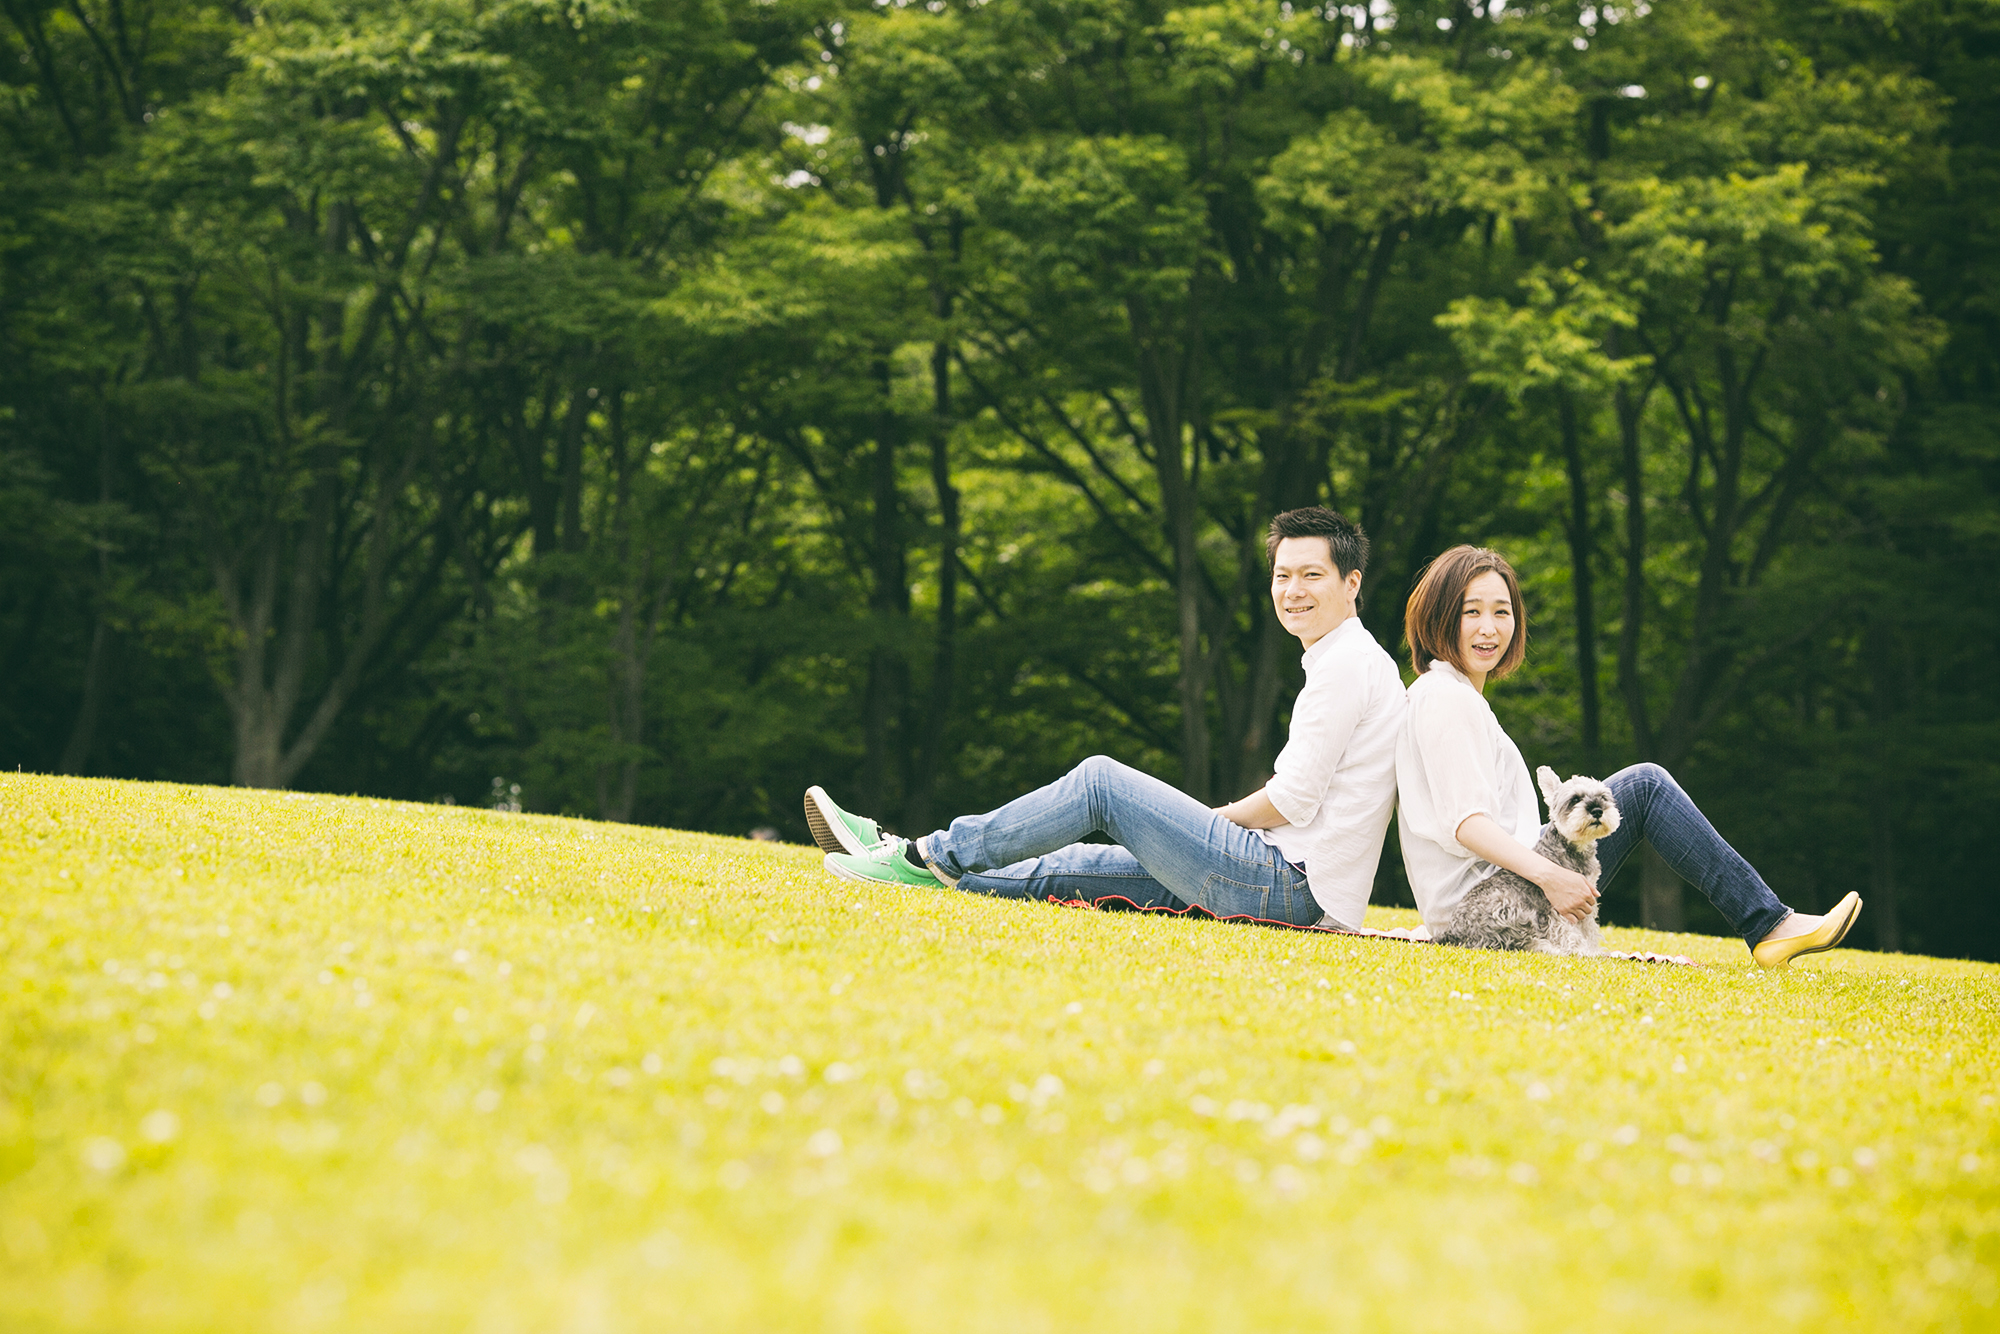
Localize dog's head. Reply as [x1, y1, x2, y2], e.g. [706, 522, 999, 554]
[1536, 765, 1620, 847]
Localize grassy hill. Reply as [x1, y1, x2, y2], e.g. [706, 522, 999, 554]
[2, 774, 1996, 1332]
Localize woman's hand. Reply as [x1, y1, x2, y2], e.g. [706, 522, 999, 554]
[1529, 864, 1598, 922]
[1454, 813, 1599, 922]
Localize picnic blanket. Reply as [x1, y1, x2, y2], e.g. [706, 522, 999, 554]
[1047, 893, 1700, 967]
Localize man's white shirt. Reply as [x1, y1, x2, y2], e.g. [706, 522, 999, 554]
[1255, 615, 1406, 930]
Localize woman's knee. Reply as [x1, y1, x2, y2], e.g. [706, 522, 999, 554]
[1610, 761, 1673, 794]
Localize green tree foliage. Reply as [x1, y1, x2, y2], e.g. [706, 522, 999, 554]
[3, 0, 1995, 957]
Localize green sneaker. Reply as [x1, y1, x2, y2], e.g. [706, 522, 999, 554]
[804, 785, 884, 858]
[824, 836, 943, 888]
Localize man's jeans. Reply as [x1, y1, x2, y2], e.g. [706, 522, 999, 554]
[919, 755, 1325, 927]
[1597, 763, 1791, 948]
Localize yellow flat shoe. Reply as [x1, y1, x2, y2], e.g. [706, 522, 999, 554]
[1752, 892, 1863, 970]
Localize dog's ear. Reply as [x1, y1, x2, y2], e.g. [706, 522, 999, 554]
[1536, 765, 1564, 808]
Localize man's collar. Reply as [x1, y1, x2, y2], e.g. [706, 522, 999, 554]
[1427, 658, 1473, 687]
[1301, 615, 1360, 668]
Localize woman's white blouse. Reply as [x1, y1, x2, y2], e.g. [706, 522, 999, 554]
[1394, 659, 1541, 931]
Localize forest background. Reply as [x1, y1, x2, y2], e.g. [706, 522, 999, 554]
[3, 0, 1995, 957]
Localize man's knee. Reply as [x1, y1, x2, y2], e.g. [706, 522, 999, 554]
[1073, 754, 1126, 785]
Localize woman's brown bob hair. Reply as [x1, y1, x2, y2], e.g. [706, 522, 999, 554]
[1403, 545, 1528, 680]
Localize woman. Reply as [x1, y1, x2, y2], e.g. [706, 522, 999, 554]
[1394, 545, 1861, 968]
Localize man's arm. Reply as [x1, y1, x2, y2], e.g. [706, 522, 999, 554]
[1216, 787, 1287, 829]
[1261, 646, 1369, 829]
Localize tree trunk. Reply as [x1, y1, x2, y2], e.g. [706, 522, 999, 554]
[1611, 361, 1684, 927]
[597, 391, 645, 825]
[1639, 845, 1686, 932]
[1868, 807, 1900, 954]
[61, 392, 117, 776]
[909, 336, 958, 833]
[1557, 388, 1600, 770]
[59, 621, 111, 776]
[1864, 617, 1905, 953]
[1126, 296, 1210, 801]
[1161, 443, 1209, 800]
[1613, 369, 1654, 759]
[862, 358, 910, 819]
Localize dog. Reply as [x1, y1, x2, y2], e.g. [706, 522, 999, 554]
[1435, 766, 1620, 955]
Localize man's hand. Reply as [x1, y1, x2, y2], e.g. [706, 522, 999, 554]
[1532, 864, 1598, 922]
[1215, 787, 1287, 830]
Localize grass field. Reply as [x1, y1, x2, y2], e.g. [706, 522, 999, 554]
[2, 774, 1996, 1332]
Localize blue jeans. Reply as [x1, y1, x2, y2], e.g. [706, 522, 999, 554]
[919, 756, 1326, 927]
[1597, 763, 1791, 949]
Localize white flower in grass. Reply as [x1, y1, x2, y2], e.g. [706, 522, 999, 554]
[806, 1128, 842, 1157]
[473, 1089, 501, 1113]
[82, 1138, 126, 1173]
[639, 1231, 677, 1268]
[255, 1083, 284, 1107]
[139, 1110, 180, 1144]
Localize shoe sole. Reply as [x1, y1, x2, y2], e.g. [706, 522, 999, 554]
[1760, 893, 1863, 968]
[822, 852, 937, 889]
[804, 786, 873, 858]
[822, 854, 868, 884]
[1791, 892, 1863, 959]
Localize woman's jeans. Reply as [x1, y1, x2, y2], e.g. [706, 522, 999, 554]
[919, 755, 1326, 927]
[1598, 763, 1791, 948]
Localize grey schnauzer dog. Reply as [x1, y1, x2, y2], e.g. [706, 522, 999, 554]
[1436, 766, 1621, 955]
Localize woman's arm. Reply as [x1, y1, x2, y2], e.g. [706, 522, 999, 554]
[1454, 813, 1597, 921]
[1217, 787, 1287, 830]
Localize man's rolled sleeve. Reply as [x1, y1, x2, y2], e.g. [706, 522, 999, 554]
[1264, 651, 1368, 828]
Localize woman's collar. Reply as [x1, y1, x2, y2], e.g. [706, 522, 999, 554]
[1428, 658, 1474, 687]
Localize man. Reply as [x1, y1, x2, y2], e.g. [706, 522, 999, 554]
[805, 507, 1405, 931]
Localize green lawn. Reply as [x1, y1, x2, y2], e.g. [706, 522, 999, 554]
[2, 774, 1996, 1332]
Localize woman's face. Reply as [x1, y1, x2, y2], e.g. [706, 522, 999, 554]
[1458, 569, 1514, 684]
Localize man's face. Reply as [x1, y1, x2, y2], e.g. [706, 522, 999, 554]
[1270, 536, 1362, 648]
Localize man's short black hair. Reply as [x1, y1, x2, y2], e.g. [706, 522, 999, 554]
[1265, 506, 1369, 579]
